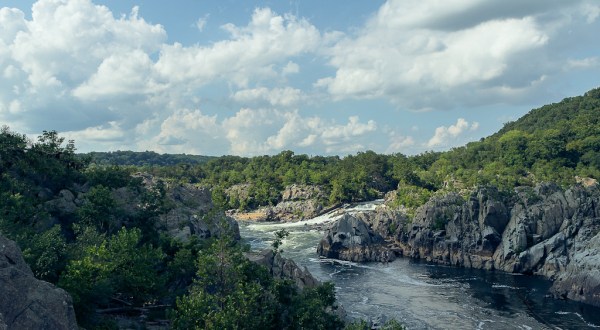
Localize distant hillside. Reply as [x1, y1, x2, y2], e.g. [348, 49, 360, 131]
[82, 150, 215, 166]
[428, 87, 600, 189]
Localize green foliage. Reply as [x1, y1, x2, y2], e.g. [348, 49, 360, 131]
[84, 150, 214, 167]
[22, 225, 68, 282]
[393, 185, 432, 210]
[287, 282, 344, 330]
[171, 234, 343, 330]
[272, 229, 290, 254]
[59, 227, 165, 325]
[172, 234, 275, 329]
[77, 185, 119, 234]
[84, 165, 141, 189]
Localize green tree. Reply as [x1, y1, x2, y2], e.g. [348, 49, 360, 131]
[171, 235, 275, 329]
[59, 227, 165, 324]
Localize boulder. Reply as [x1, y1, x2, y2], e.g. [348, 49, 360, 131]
[317, 214, 394, 262]
[246, 249, 319, 289]
[0, 234, 78, 330]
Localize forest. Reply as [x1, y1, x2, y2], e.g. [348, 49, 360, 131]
[86, 87, 600, 214]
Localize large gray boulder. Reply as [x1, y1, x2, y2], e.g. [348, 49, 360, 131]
[317, 214, 394, 262]
[246, 249, 319, 289]
[0, 234, 78, 330]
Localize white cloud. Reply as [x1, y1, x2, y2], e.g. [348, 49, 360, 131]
[231, 87, 304, 107]
[1, 0, 598, 156]
[386, 134, 415, 153]
[317, 0, 599, 109]
[154, 8, 321, 88]
[64, 121, 124, 142]
[195, 14, 209, 32]
[427, 118, 479, 147]
[282, 61, 300, 75]
[0, 2, 322, 134]
[136, 107, 380, 156]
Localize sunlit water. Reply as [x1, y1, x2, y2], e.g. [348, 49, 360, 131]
[239, 201, 600, 329]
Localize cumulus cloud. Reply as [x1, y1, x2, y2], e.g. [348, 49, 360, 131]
[427, 118, 479, 147]
[154, 8, 321, 88]
[1, 0, 598, 156]
[0, 1, 326, 153]
[231, 87, 304, 107]
[316, 0, 600, 109]
[137, 108, 379, 156]
[386, 134, 415, 153]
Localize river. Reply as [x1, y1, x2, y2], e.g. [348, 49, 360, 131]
[238, 201, 600, 329]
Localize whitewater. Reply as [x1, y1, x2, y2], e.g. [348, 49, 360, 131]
[239, 201, 600, 329]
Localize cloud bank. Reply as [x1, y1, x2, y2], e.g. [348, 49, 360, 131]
[0, 0, 598, 155]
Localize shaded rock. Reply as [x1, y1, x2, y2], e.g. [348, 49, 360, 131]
[131, 173, 240, 242]
[157, 183, 240, 241]
[550, 219, 600, 306]
[389, 182, 600, 307]
[318, 214, 394, 262]
[269, 199, 323, 222]
[0, 234, 78, 330]
[43, 189, 77, 216]
[246, 249, 319, 289]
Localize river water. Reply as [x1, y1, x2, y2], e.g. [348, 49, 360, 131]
[239, 201, 600, 329]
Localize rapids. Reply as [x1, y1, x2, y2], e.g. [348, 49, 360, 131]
[239, 201, 600, 329]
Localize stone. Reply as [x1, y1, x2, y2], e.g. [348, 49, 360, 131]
[317, 214, 394, 262]
[246, 249, 319, 289]
[384, 182, 600, 307]
[0, 234, 78, 330]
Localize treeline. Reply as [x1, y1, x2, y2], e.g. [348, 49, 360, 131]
[140, 150, 440, 210]
[0, 126, 354, 329]
[133, 87, 600, 212]
[83, 150, 214, 167]
[427, 87, 600, 190]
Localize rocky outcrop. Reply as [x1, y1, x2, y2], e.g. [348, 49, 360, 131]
[0, 234, 78, 330]
[41, 173, 239, 243]
[246, 249, 319, 289]
[135, 174, 240, 242]
[269, 184, 326, 222]
[281, 184, 325, 202]
[230, 184, 327, 222]
[389, 183, 600, 307]
[317, 213, 395, 262]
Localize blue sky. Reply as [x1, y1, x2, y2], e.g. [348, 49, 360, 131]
[1, 0, 599, 156]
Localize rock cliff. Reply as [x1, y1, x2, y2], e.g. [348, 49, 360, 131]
[0, 234, 78, 330]
[390, 183, 600, 307]
[317, 213, 396, 262]
[318, 183, 600, 307]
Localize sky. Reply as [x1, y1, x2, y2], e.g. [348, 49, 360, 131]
[1, 0, 599, 156]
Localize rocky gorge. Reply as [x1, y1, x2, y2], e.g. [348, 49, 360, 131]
[317, 182, 600, 307]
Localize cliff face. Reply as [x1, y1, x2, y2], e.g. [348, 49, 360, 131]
[0, 234, 78, 330]
[317, 213, 395, 262]
[317, 183, 600, 307]
[393, 183, 600, 306]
